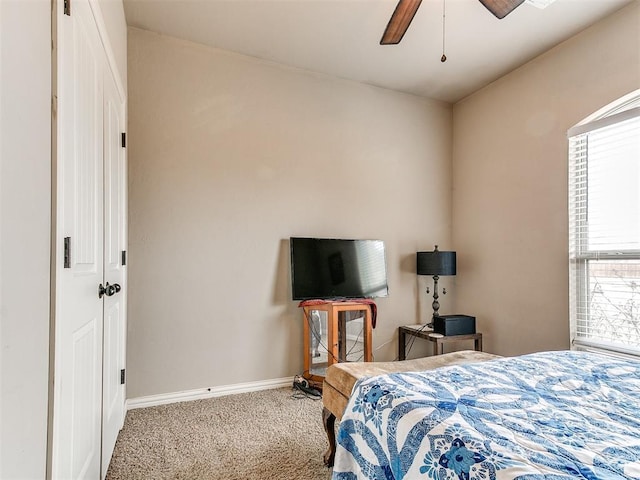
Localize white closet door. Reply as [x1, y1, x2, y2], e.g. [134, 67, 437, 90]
[101, 66, 126, 480]
[52, 0, 104, 478]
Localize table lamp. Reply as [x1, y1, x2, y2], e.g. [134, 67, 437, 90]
[417, 245, 456, 320]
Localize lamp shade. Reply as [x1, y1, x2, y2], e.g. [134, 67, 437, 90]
[417, 250, 456, 276]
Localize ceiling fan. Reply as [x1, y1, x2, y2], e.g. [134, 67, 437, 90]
[380, 0, 525, 45]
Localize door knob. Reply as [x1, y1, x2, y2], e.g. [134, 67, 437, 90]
[98, 282, 120, 298]
[98, 283, 115, 298]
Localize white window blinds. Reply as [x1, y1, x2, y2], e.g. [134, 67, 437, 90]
[568, 98, 640, 356]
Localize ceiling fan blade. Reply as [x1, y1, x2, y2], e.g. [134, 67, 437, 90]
[380, 0, 423, 45]
[478, 0, 525, 19]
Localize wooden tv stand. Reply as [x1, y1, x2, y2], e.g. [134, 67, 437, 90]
[300, 301, 373, 387]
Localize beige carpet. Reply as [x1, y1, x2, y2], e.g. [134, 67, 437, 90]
[106, 388, 333, 480]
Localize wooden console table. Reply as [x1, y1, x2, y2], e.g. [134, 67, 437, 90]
[398, 325, 482, 359]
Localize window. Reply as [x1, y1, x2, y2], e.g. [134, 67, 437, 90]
[568, 91, 640, 356]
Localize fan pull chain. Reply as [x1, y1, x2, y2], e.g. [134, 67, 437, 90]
[441, 0, 447, 62]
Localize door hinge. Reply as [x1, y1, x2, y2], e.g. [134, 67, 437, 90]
[63, 237, 71, 268]
[63, 0, 70, 16]
[121, 250, 127, 266]
[120, 369, 126, 385]
[121, 132, 126, 148]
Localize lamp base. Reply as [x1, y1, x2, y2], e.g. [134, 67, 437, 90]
[431, 274, 441, 317]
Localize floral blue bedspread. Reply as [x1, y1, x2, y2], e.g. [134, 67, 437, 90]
[332, 350, 640, 479]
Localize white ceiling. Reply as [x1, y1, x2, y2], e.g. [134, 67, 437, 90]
[123, 0, 635, 103]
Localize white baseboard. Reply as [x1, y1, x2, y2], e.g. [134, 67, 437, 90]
[126, 376, 295, 410]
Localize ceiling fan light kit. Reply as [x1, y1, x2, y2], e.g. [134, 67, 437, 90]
[526, 0, 558, 9]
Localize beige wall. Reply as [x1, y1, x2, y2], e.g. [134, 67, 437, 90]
[0, 0, 51, 477]
[94, 0, 128, 91]
[451, 2, 640, 356]
[127, 27, 452, 398]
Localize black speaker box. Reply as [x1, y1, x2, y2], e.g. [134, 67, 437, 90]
[433, 314, 476, 336]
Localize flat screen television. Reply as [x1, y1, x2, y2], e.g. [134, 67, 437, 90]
[290, 237, 389, 300]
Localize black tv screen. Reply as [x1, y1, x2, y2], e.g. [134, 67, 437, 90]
[290, 237, 389, 300]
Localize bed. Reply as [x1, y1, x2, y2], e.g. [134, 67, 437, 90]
[332, 350, 640, 479]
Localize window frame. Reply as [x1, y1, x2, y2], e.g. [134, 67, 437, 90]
[568, 93, 640, 357]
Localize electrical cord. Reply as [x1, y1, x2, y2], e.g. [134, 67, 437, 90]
[303, 307, 341, 365]
[291, 389, 321, 401]
[303, 308, 368, 364]
[371, 336, 396, 361]
[291, 374, 321, 400]
[399, 322, 433, 361]
[345, 323, 364, 361]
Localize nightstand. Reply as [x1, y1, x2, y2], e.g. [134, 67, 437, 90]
[398, 325, 483, 360]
